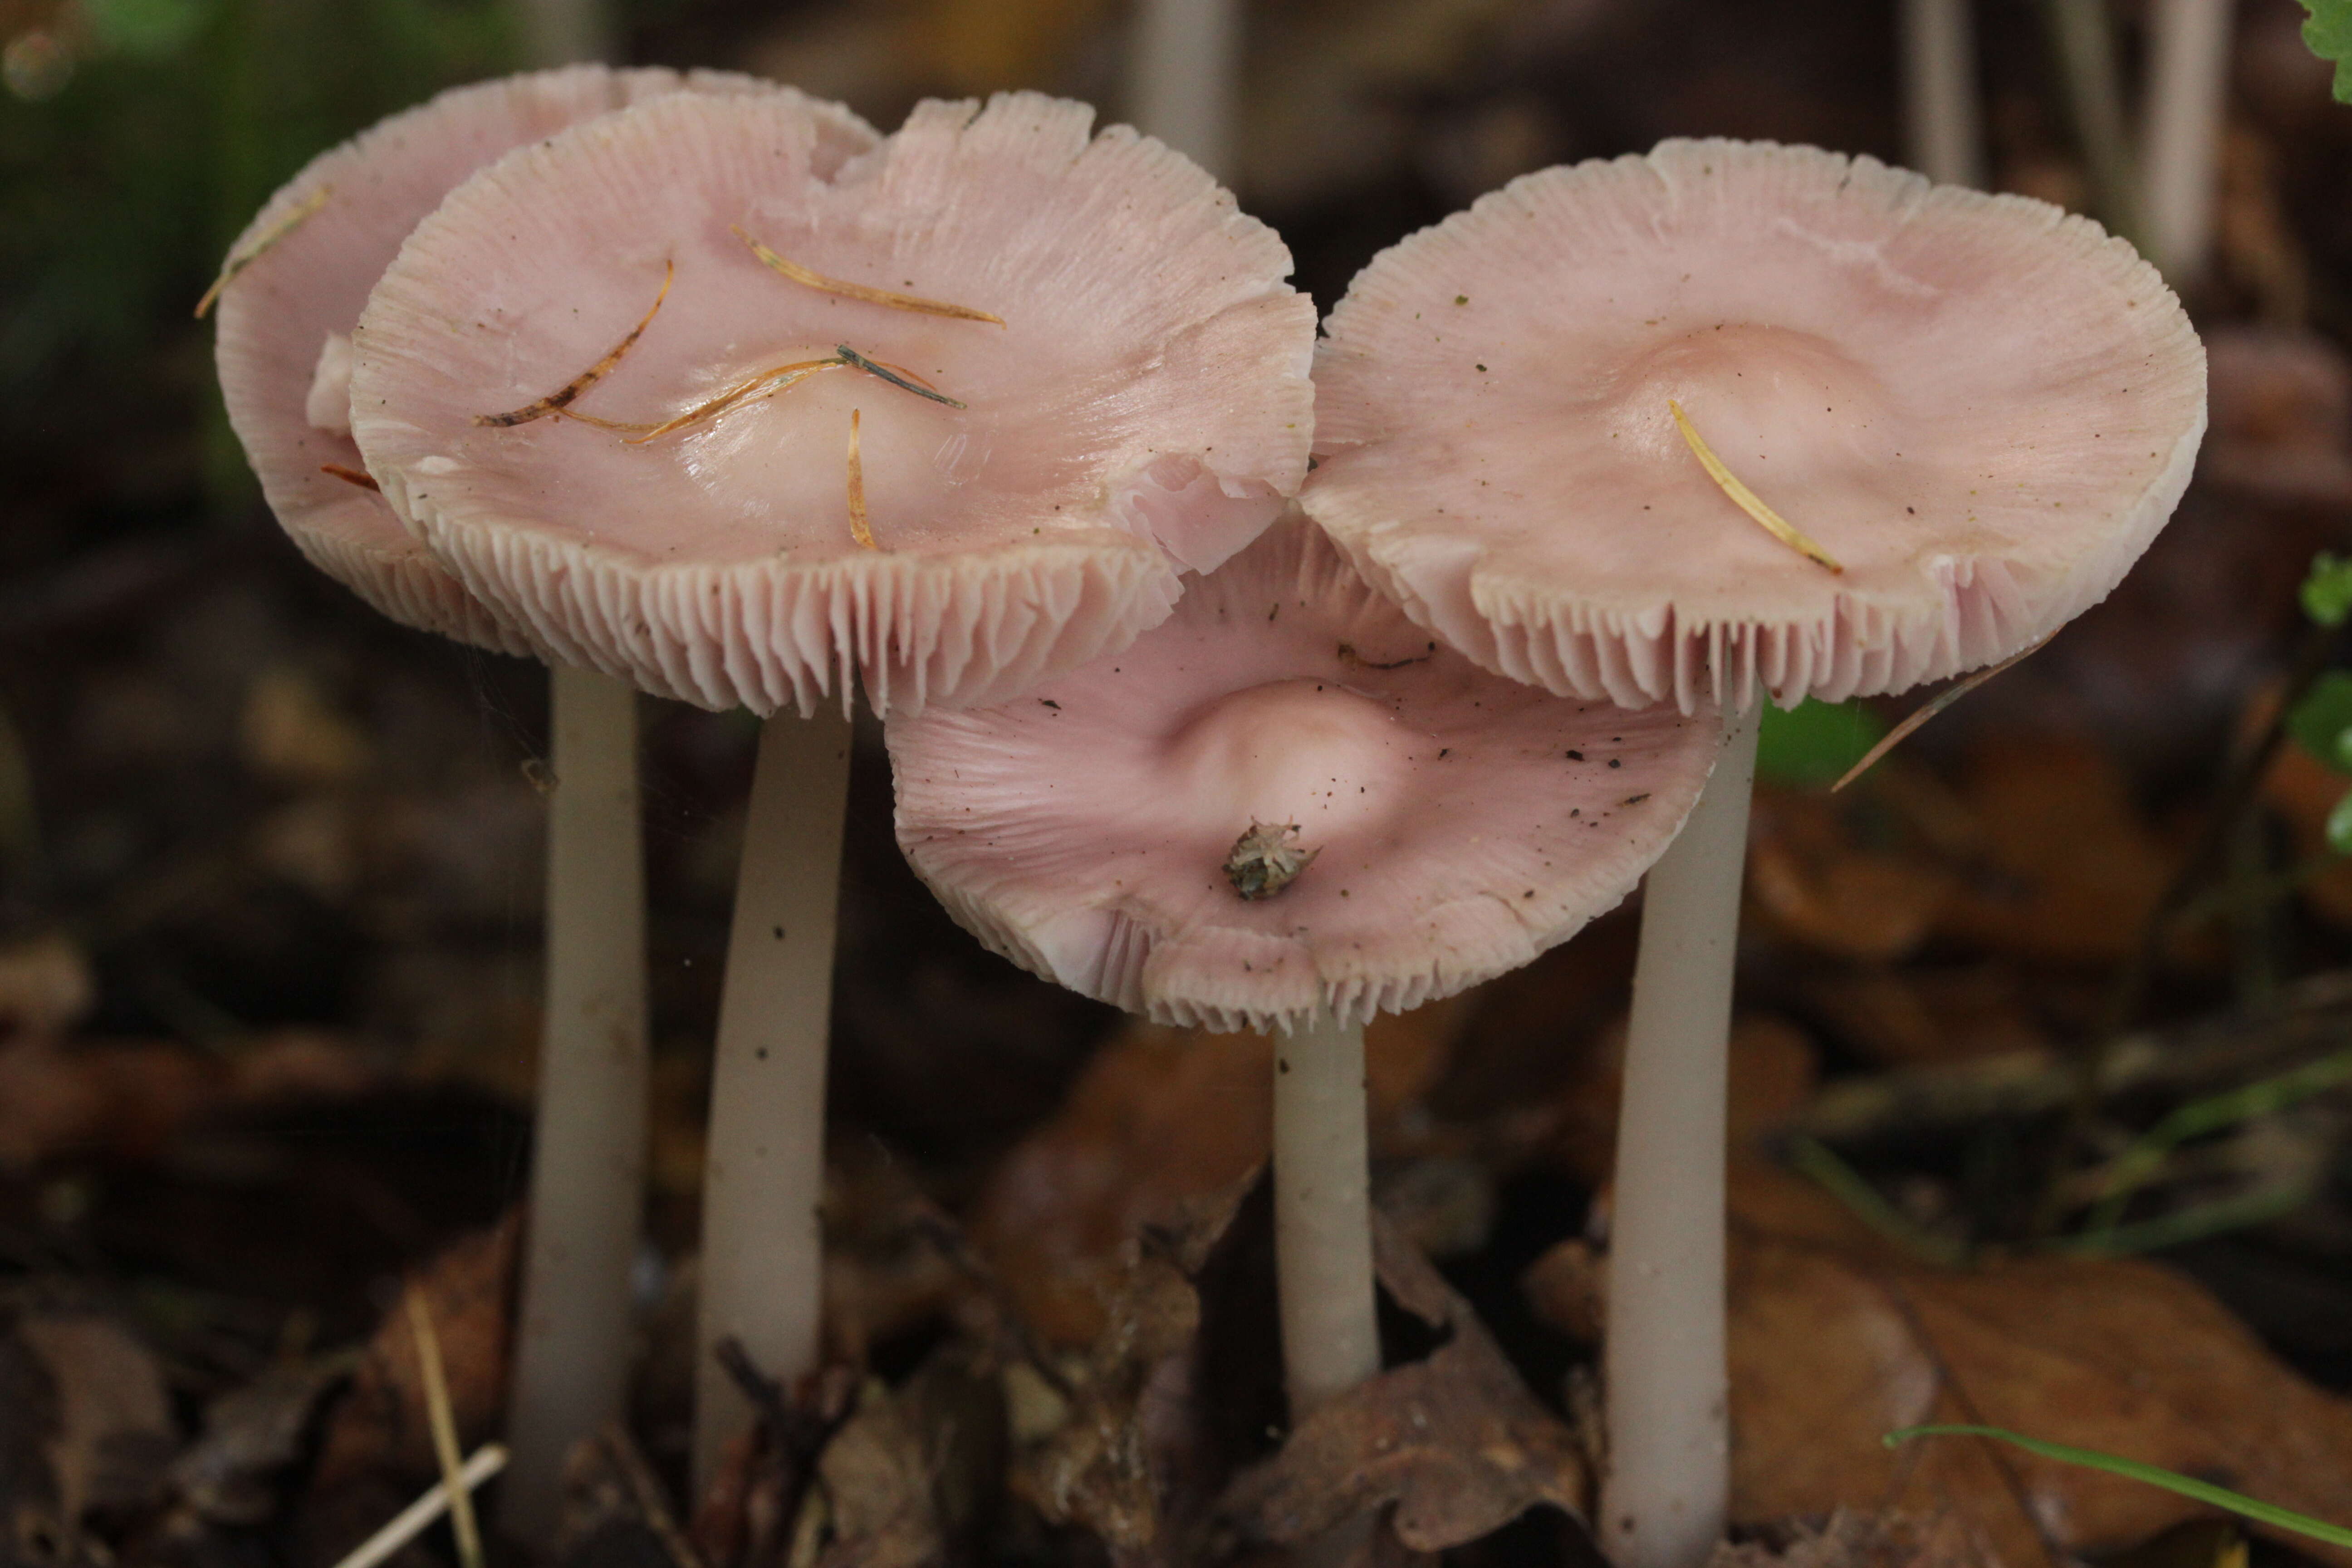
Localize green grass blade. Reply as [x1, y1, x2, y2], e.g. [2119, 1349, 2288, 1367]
[1884, 1426, 2352, 1548]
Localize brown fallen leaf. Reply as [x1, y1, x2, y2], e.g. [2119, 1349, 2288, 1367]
[18, 1309, 176, 1524]
[1219, 1215, 1588, 1556]
[1747, 793, 1955, 964]
[1932, 735, 2174, 965]
[975, 1007, 1461, 1347]
[171, 1351, 361, 1524]
[2257, 738, 2352, 929]
[0, 936, 95, 1040]
[313, 1211, 520, 1488]
[1803, 966, 2053, 1068]
[1531, 1168, 2352, 1568]
[1706, 1509, 2000, 1568]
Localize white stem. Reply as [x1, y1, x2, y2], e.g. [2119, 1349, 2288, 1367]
[1901, 0, 1985, 186]
[2144, 0, 2235, 283]
[503, 666, 648, 1542]
[1274, 1010, 1380, 1420]
[693, 706, 853, 1491]
[1600, 702, 1759, 1568]
[1130, 0, 1241, 184]
[516, 0, 613, 69]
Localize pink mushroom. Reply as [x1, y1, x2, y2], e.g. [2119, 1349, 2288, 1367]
[206, 66, 881, 1537]
[347, 86, 1316, 1482]
[889, 513, 1718, 1447]
[1305, 138, 2205, 1568]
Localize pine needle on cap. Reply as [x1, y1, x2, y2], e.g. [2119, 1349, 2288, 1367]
[404, 1294, 485, 1568]
[847, 408, 875, 550]
[618, 357, 842, 444]
[834, 345, 966, 409]
[320, 463, 379, 492]
[476, 260, 674, 428]
[196, 185, 332, 318]
[1669, 400, 1844, 573]
[1830, 631, 2055, 792]
[732, 226, 1004, 325]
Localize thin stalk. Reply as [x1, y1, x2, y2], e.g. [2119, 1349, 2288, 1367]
[1273, 1009, 1380, 1419]
[2143, 0, 2236, 283]
[516, 0, 613, 71]
[2042, 0, 2148, 252]
[1602, 701, 1759, 1568]
[1902, 0, 1986, 187]
[693, 706, 853, 1491]
[503, 666, 648, 1541]
[1131, 0, 1241, 184]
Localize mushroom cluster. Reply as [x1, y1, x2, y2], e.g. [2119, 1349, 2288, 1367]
[214, 67, 2205, 1568]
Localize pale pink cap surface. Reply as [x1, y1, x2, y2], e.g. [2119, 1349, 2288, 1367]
[1305, 139, 2208, 712]
[351, 91, 1316, 715]
[887, 514, 1720, 1032]
[214, 65, 823, 654]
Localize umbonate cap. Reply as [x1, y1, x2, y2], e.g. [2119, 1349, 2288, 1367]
[1304, 138, 2207, 712]
[887, 513, 1720, 1032]
[350, 90, 1315, 715]
[213, 65, 837, 655]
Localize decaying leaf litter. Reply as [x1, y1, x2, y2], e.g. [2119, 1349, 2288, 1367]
[22, 0, 2352, 1564]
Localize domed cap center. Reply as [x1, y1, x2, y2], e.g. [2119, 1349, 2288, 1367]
[1165, 678, 1411, 843]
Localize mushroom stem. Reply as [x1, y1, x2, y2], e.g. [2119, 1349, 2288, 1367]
[1132, 0, 1242, 184]
[1600, 699, 1759, 1568]
[693, 705, 854, 1490]
[504, 666, 649, 1541]
[2143, 0, 2235, 284]
[2041, 0, 2148, 251]
[515, 0, 612, 73]
[1900, 0, 1984, 187]
[1273, 1009, 1380, 1419]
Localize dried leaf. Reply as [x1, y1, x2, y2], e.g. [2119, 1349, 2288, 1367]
[314, 1214, 520, 1488]
[1706, 1509, 2000, 1568]
[1218, 1217, 1588, 1554]
[172, 1352, 360, 1524]
[0, 936, 94, 1040]
[1747, 793, 1953, 964]
[18, 1311, 175, 1522]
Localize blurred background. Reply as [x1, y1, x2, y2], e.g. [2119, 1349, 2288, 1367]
[10, 1, 2352, 1564]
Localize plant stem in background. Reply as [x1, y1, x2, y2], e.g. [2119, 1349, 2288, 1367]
[694, 707, 854, 1491]
[504, 667, 648, 1541]
[1132, 0, 1241, 184]
[2042, 0, 2149, 251]
[1273, 1010, 1380, 1417]
[516, 0, 614, 75]
[2143, 0, 2237, 283]
[1902, 0, 1985, 186]
[1602, 701, 1759, 1568]
[2046, 617, 2342, 1229]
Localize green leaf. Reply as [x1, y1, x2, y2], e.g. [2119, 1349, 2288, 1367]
[2285, 671, 2352, 774]
[81, 0, 211, 59]
[2302, 0, 2352, 102]
[2328, 790, 2352, 855]
[2302, 550, 2352, 624]
[1755, 698, 1886, 788]
[1885, 1426, 2352, 1548]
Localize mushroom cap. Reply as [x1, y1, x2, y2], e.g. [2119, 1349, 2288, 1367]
[215, 65, 832, 655]
[1303, 138, 2208, 712]
[887, 513, 1721, 1032]
[351, 90, 1316, 715]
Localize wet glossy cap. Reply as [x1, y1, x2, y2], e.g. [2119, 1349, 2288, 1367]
[351, 90, 1316, 714]
[214, 65, 828, 654]
[887, 514, 1720, 1031]
[1305, 138, 2207, 711]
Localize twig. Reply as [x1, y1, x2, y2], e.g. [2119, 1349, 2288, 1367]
[328, 1445, 508, 1568]
[599, 1423, 707, 1568]
[406, 1294, 485, 1568]
[1832, 634, 2054, 792]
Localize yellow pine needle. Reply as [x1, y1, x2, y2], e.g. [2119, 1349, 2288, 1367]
[1830, 632, 2056, 792]
[732, 226, 1004, 325]
[1668, 400, 1844, 573]
[619, 357, 843, 444]
[196, 185, 332, 319]
[476, 260, 675, 428]
[404, 1294, 485, 1568]
[847, 408, 875, 550]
